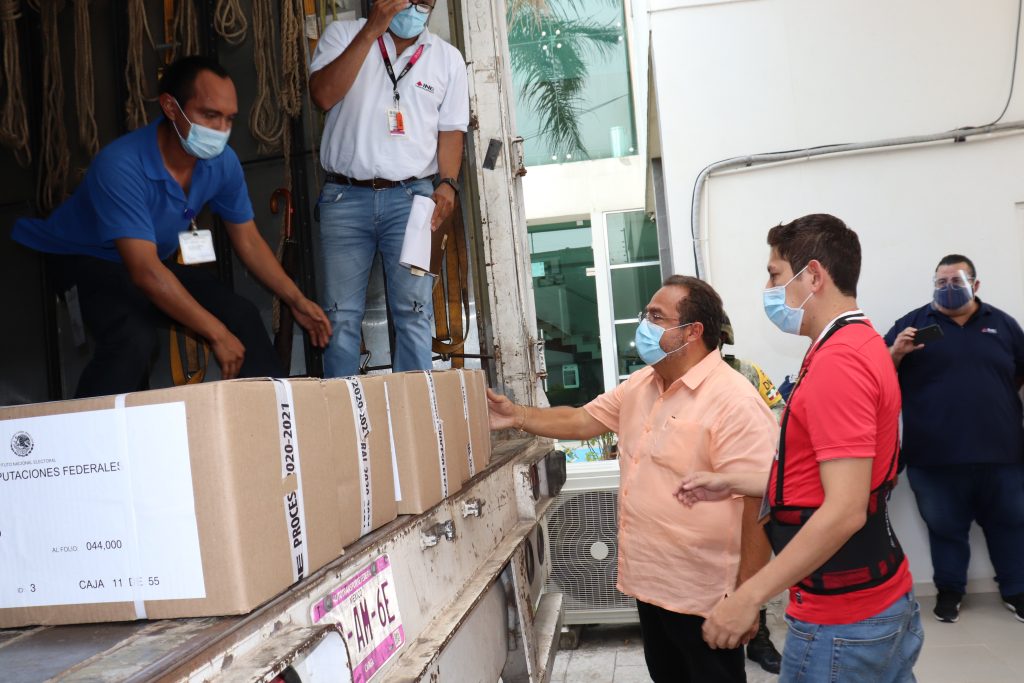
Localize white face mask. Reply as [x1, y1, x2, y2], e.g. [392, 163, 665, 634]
[763, 265, 813, 336]
[171, 99, 231, 160]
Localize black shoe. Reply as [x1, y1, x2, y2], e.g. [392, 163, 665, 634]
[1003, 593, 1024, 623]
[746, 609, 781, 674]
[933, 590, 962, 623]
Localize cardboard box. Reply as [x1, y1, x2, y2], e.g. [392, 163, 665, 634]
[0, 378, 349, 628]
[376, 369, 493, 513]
[322, 377, 398, 536]
[378, 371, 468, 514]
[458, 369, 493, 476]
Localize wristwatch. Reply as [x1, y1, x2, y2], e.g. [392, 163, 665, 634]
[435, 177, 460, 193]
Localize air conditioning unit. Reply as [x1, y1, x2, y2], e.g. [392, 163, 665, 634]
[543, 459, 638, 625]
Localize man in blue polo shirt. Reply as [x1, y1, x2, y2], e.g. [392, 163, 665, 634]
[11, 56, 330, 398]
[885, 254, 1024, 625]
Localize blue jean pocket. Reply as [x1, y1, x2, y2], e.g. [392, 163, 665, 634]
[403, 179, 434, 199]
[829, 628, 902, 682]
[315, 183, 347, 222]
[780, 616, 817, 683]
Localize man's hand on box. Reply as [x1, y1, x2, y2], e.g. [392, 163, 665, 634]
[486, 388, 519, 431]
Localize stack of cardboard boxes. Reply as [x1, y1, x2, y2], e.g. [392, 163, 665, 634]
[0, 370, 492, 628]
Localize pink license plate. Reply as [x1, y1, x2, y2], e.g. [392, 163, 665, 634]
[311, 554, 405, 682]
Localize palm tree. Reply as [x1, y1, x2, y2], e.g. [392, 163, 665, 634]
[507, 0, 625, 162]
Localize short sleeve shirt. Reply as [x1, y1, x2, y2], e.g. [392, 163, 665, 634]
[309, 20, 470, 180]
[11, 119, 253, 263]
[584, 352, 778, 617]
[883, 301, 1024, 467]
[769, 317, 912, 624]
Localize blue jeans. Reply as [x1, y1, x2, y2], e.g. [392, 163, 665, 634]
[780, 591, 924, 683]
[907, 464, 1024, 596]
[317, 179, 436, 377]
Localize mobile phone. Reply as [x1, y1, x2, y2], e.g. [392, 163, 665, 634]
[914, 323, 944, 345]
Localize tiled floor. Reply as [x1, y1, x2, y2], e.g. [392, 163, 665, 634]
[553, 592, 1023, 683]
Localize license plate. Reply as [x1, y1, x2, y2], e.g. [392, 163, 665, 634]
[310, 554, 405, 683]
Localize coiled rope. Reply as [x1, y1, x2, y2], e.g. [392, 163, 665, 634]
[73, 0, 99, 156]
[173, 0, 199, 60]
[125, 0, 153, 130]
[251, 0, 307, 189]
[214, 0, 247, 45]
[28, 0, 69, 214]
[0, 0, 29, 166]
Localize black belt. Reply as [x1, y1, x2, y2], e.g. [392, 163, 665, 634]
[324, 172, 425, 190]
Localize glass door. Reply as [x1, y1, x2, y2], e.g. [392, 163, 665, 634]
[528, 221, 605, 406]
[604, 211, 663, 384]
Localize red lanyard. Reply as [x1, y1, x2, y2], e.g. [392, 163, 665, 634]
[377, 36, 425, 107]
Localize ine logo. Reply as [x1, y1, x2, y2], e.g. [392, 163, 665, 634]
[10, 431, 33, 458]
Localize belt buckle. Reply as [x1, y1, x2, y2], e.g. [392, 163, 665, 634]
[371, 178, 389, 191]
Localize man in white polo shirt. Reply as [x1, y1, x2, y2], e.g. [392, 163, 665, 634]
[309, 0, 469, 377]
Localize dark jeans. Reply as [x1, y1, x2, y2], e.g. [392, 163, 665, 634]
[54, 255, 282, 398]
[636, 600, 745, 683]
[907, 463, 1024, 596]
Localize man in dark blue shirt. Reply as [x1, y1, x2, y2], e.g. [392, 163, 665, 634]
[885, 254, 1024, 625]
[11, 56, 330, 398]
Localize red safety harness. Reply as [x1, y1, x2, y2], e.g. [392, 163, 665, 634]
[765, 314, 905, 595]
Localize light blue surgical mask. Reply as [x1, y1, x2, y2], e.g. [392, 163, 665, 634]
[763, 265, 813, 336]
[172, 99, 231, 160]
[635, 319, 692, 366]
[390, 6, 430, 39]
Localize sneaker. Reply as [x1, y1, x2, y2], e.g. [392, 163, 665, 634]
[746, 609, 781, 674]
[1003, 593, 1024, 623]
[934, 590, 962, 623]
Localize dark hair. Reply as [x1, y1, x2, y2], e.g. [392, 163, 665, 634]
[766, 214, 861, 297]
[936, 254, 976, 279]
[662, 275, 723, 351]
[158, 55, 231, 105]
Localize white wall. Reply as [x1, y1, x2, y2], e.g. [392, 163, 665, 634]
[522, 156, 647, 222]
[649, 0, 1024, 592]
[650, 0, 1023, 276]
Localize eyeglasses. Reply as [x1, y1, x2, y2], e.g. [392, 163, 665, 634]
[638, 310, 681, 325]
[409, 0, 434, 13]
[933, 276, 974, 289]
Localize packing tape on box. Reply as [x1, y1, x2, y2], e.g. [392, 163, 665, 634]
[113, 393, 148, 620]
[383, 383, 403, 503]
[344, 377, 374, 536]
[272, 379, 310, 583]
[423, 372, 450, 498]
[457, 370, 475, 477]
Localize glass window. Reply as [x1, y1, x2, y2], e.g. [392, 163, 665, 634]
[529, 221, 605, 406]
[610, 265, 662, 321]
[508, 0, 638, 167]
[614, 322, 645, 377]
[607, 212, 659, 265]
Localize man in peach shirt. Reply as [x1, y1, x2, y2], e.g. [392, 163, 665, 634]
[488, 275, 778, 682]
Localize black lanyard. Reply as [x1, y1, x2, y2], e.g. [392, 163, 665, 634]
[775, 313, 868, 505]
[377, 36, 425, 107]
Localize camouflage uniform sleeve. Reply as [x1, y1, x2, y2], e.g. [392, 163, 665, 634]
[740, 359, 786, 423]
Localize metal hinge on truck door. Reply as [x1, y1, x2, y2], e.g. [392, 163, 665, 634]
[533, 338, 547, 381]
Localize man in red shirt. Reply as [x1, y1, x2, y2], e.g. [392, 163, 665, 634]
[677, 214, 924, 682]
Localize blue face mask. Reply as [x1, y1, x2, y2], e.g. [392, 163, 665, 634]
[390, 6, 430, 39]
[635, 319, 692, 366]
[763, 265, 813, 336]
[172, 99, 231, 160]
[934, 284, 973, 310]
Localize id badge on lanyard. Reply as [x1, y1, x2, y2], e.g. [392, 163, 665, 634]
[379, 37, 424, 139]
[178, 210, 216, 264]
